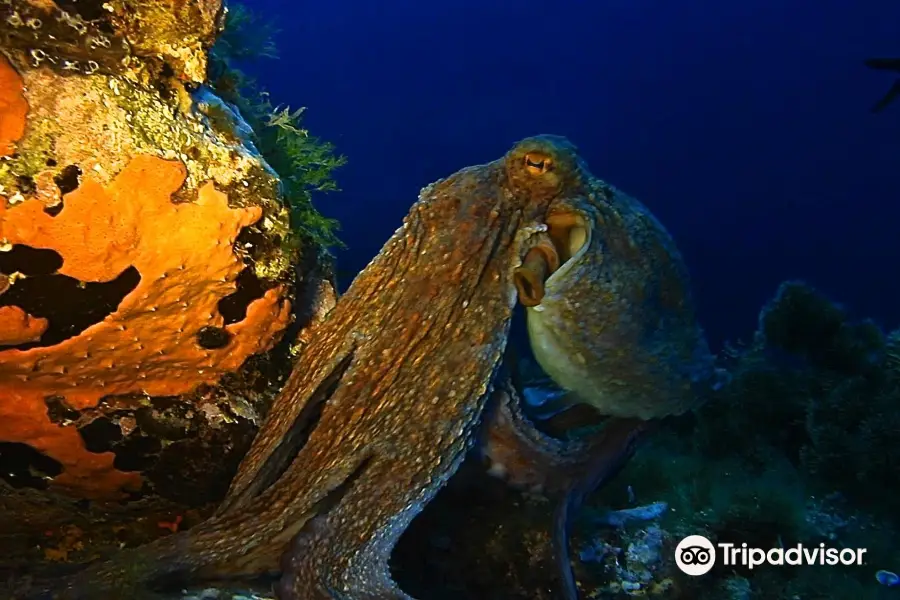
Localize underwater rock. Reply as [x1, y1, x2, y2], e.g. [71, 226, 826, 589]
[0, 0, 334, 549]
[576, 522, 678, 598]
[0, 0, 223, 83]
[876, 569, 900, 587]
[590, 501, 669, 529]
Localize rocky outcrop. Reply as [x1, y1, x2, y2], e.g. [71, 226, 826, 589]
[0, 0, 336, 566]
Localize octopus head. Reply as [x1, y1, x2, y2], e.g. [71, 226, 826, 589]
[503, 134, 589, 206]
[503, 136, 595, 307]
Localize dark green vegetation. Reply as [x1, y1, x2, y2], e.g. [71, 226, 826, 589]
[208, 3, 347, 248]
[590, 280, 899, 599]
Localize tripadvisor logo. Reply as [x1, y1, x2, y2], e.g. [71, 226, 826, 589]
[675, 535, 716, 576]
[675, 535, 867, 576]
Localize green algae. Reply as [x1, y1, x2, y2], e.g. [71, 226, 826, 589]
[207, 2, 347, 250]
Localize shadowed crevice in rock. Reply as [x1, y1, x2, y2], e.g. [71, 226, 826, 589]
[215, 224, 279, 326]
[53, 0, 110, 22]
[392, 459, 562, 600]
[0, 442, 64, 489]
[195, 325, 232, 349]
[71, 396, 259, 507]
[0, 245, 63, 276]
[78, 418, 123, 453]
[54, 165, 82, 195]
[217, 267, 267, 325]
[0, 246, 141, 350]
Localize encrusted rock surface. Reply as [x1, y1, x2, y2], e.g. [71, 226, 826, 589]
[0, 0, 337, 577]
[1, 0, 223, 83]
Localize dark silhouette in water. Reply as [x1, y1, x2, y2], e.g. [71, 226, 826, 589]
[865, 57, 900, 112]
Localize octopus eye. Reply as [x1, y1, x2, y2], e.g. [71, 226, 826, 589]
[524, 152, 553, 175]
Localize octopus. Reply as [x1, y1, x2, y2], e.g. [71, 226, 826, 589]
[22, 135, 715, 600]
[513, 171, 717, 420]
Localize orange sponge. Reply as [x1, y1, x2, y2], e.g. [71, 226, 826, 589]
[0, 56, 292, 499]
[0, 55, 27, 157]
[0, 306, 49, 345]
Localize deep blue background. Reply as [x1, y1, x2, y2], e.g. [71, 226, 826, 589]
[243, 0, 899, 349]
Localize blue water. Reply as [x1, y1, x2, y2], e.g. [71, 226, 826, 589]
[245, 0, 900, 348]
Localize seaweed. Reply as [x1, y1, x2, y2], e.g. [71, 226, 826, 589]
[586, 280, 900, 599]
[207, 2, 347, 249]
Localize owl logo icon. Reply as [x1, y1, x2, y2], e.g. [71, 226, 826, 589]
[675, 535, 716, 576]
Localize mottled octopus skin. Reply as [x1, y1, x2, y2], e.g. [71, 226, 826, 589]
[31, 136, 594, 600]
[479, 371, 596, 494]
[525, 180, 717, 419]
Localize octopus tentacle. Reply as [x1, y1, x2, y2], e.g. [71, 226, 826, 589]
[480, 373, 593, 494]
[481, 370, 659, 600]
[552, 418, 658, 600]
[261, 194, 552, 597]
[278, 457, 429, 600]
[216, 341, 359, 514]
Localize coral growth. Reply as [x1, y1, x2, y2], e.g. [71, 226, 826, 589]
[0, 2, 346, 592]
[0, 306, 47, 345]
[105, 0, 224, 83]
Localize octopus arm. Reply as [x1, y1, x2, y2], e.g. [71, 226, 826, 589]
[553, 417, 659, 600]
[480, 373, 595, 493]
[480, 371, 659, 600]
[217, 340, 359, 514]
[270, 180, 545, 598]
